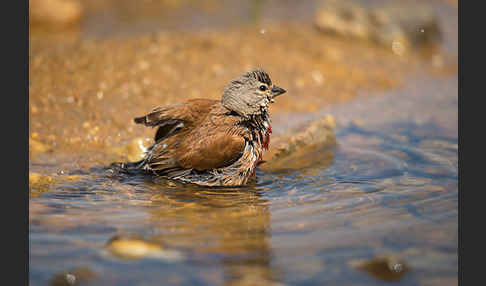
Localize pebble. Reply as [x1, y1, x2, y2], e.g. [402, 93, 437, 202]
[349, 255, 409, 281]
[104, 235, 184, 261]
[105, 236, 163, 260]
[49, 267, 96, 286]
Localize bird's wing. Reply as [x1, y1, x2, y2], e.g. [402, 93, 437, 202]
[145, 131, 245, 174]
[133, 99, 218, 142]
[175, 132, 246, 171]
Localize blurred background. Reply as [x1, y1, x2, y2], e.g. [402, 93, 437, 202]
[29, 0, 457, 159]
[30, 1, 458, 286]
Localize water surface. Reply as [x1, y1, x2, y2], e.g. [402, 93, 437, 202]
[30, 74, 457, 285]
[30, 0, 458, 284]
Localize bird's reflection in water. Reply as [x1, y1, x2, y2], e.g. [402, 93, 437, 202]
[102, 138, 335, 284]
[142, 180, 281, 285]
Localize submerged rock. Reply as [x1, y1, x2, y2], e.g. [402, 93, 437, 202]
[349, 255, 410, 281]
[262, 115, 336, 172]
[50, 267, 96, 286]
[104, 235, 184, 261]
[314, 0, 442, 54]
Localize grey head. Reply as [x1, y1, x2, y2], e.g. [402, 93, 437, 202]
[221, 68, 286, 119]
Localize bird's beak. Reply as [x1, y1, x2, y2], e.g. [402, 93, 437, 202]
[271, 85, 286, 99]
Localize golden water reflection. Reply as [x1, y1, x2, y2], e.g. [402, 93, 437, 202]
[146, 185, 279, 285]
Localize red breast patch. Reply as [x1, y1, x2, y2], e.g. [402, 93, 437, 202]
[263, 124, 271, 150]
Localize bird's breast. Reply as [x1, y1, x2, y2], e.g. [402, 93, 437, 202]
[244, 118, 272, 177]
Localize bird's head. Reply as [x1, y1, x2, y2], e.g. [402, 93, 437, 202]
[221, 68, 286, 119]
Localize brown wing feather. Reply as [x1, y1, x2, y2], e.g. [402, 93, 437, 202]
[134, 99, 218, 127]
[134, 99, 218, 142]
[142, 102, 246, 173]
[176, 133, 246, 171]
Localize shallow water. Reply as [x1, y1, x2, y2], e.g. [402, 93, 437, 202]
[29, 72, 457, 285]
[30, 0, 457, 284]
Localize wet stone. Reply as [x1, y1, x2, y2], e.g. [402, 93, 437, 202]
[262, 115, 336, 172]
[49, 267, 96, 286]
[105, 235, 162, 260]
[315, 0, 442, 54]
[350, 255, 410, 282]
[104, 235, 184, 262]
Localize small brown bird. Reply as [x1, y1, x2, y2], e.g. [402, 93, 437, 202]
[120, 68, 286, 186]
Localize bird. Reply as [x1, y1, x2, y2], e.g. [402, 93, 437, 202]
[118, 68, 286, 186]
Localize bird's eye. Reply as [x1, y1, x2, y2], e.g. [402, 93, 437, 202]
[259, 85, 267, 91]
